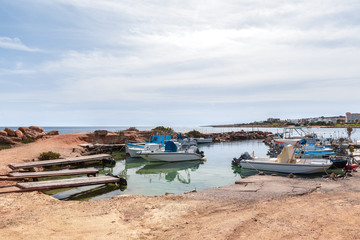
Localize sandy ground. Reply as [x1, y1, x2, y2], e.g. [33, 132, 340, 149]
[1, 134, 360, 239]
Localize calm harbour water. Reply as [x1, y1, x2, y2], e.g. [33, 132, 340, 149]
[48, 140, 268, 201]
[2, 126, 358, 200]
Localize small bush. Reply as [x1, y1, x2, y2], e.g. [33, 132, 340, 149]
[126, 127, 139, 131]
[39, 151, 61, 160]
[21, 137, 35, 144]
[152, 126, 173, 133]
[186, 130, 204, 138]
[0, 146, 11, 151]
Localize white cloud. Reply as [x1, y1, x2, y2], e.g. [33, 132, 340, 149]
[0, 37, 41, 52]
[2, 0, 360, 125]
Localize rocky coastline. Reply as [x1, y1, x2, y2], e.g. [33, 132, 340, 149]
[84, 129, 274, 145]
[0, 126, 58, 146]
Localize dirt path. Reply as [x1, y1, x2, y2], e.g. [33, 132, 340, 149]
[1, 134, 360, 239]
[1, 190, 360, 240]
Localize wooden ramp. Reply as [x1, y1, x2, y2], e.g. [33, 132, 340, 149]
[16, 176, 121, 191]
[8, 154, 112, 170]
[0, 168, 99, 181]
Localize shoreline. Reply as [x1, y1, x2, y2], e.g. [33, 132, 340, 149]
[1, 132, 360, 239]
[209, 124, 360, 128]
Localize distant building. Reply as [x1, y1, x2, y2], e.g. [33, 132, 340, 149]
[286, 119, 299, 124]
[295, 116, 345, 125]
[346, 112, 360, 123]
[266, 118, 281, 123]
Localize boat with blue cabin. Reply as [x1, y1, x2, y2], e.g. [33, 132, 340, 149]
[138, 140, 206, 162]
[126, 135, 171, 158]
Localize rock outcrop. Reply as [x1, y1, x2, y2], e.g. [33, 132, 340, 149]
[207, 130, 273, 142]
[15, 130, 23, 139]
[4, 128, 16, 137]
[0, 136, 15, 145]
[47, 130, 59, 136]
[18, 127, 26, 133]
[0, 130, 7, 136]
[24, 128, 46, 140]
[0, 126, 56, 145]
[28, 126, 44, 133]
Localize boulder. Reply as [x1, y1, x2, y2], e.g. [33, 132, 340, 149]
[47, 130, 59, 136]
[18, 127, 26, 133]
[0, 136, 15, 145]
[28, 126, 44, 133]
[0, 130, 7, 136]
[4, 128, 16, 137]
[15, 130, 24, 139]
[11, 137, 22, 142]
[25, 129, 46, 140]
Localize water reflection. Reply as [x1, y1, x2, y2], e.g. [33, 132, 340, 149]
[135, 161, 202, 184]
[55, 184, 125, 201]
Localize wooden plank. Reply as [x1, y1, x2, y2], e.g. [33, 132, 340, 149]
[7, 168, 98, 178]
[0, 186, 23, 194]
[16, 176, 120, 191]
[0, 176, 19, 180]
[79, 143, 125, 147]
[8, 154, 112, 170]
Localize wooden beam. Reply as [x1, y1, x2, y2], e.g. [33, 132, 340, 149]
[0, 168, 99, 180]
[8, 154, 112, 170]
[16, 176, 121, 191]
[0, 186, 23, 194]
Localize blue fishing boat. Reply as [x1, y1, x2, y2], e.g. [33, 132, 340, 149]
[126, 135, 172, 158]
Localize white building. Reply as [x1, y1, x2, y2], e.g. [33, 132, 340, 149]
[345, 112, 360, 123]
[286, 119, 299, 124]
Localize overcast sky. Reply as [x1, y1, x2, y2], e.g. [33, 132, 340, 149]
[1, 0, 359, 126]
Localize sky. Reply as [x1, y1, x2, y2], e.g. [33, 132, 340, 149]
[0, 0, 360, 126]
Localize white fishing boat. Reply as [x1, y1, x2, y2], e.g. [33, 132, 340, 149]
[240, 145, 333, 174]
[127, 143, 161, 158]
[193, 137, 213, 144]
[126, 135, 172, 158]
[273, 127, 312, 147]
[138, 141, 205, 162]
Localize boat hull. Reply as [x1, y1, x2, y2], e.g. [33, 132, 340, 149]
[138, 152, 204, 162]
[240, 160, 332, 174]
[194, 138, 213, 144]
[126, 147, 143, 158]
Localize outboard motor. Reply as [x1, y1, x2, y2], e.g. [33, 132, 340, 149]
[194, 147, 205, 157]
[232, 152, 252, 167]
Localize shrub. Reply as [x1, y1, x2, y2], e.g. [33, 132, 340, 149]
[21, 137, 35, 144]
[126, 127, 139, 131]
[39, 151, 61, 160]
[186, 130, 204, 138]
[151, 126, 173, 134]
[0, 146, 11, 151]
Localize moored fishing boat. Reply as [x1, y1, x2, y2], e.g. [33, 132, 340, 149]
[239, 145, 333, 174]
[193, 137, 213, 144]
[138, 141, 206, 162]
[127, 143, 161, 158]
[126, 134, 171, 158]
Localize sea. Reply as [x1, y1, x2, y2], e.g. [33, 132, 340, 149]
[2, 126, 359, 201]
